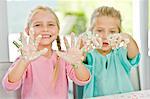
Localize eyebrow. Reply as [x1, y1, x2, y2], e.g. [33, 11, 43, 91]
[32, 21, 56, 24]
[109, 27, 118, 29]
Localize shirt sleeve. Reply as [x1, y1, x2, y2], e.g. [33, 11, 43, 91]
[83, 52, 93, 72]
[118, 47, 141, 73]
[2, 58, 26, 91]
[65, 61, 91, 86]
[82, 52, 95, 97]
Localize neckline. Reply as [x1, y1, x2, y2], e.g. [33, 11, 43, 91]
[40, 50, 56, 61]
[95, 49, 112, 58]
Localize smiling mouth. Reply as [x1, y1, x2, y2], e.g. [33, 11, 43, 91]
[42, 34, 52, 39]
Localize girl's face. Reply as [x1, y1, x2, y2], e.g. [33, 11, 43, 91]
[29, 10, 59, 47]
[92, 16, 120, 51]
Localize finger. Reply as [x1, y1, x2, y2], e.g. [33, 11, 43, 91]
[19, 32, 24, 42]
[96, 38, 103, 48]
[87, 44, 94, 51]
[92, 37, 98, 47]
[78, 34, 86, 49]
[18, 47, 25, 56]
[71, 32, 75, 48]
[76, 36, 82, 49]
[20, 32, 27, 47]
[117, 34, 122, 43]
[29, 28, 35, 45]
[35, 35, 42, 49]
[63, 36, 70, 49]
[81, 55, 86, 61]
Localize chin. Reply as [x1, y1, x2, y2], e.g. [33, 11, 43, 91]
[39, 41, 51, 46]
[101, 47, 111, 51]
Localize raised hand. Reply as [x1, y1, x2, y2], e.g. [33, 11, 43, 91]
[108, 33, 130, 49]
[56, 32, 89, 68]
[13, 29, 48, 61]
[79, 31, 102, 50]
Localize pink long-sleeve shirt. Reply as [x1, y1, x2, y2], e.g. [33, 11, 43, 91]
[2, 52, 90, 99]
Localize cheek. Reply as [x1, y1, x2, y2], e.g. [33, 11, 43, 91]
[96, 33, 103, 38]
[33, 32, 40, 38]
[93, 30, 102, 37]
[50, 27, 59, 35]
[93, 30, 101, 37]
[30, 28, 40, 36]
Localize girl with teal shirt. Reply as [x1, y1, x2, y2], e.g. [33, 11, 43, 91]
[77, 6, 140, 98]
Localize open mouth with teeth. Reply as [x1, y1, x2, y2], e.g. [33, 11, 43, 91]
[41, 34, 52, 39]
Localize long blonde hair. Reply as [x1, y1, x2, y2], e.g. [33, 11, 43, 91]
[26, 5, 61, 88]
[89, 6, 122, 32]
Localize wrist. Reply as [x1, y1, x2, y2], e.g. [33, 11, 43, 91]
[20, 56, 30, 64]
[72, 62, 83, 69]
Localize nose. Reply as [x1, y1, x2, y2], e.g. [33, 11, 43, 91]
[101, 31, 109, 40]
[43, 25, 48, 32]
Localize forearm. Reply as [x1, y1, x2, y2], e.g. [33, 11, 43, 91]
[8, 58, 29, 83]
[127, 36, 139, 59]
[74, 63, 90, 81]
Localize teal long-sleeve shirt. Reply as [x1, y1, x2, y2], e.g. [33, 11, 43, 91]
[77, 47, 140, 98]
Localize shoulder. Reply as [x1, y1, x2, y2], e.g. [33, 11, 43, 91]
[84, 50, 97, 65]
[112, 47, 127, 54]
[87, 49, 97, 55]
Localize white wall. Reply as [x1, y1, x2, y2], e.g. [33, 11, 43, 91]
[138, 0, 150, 90]
[0, 0, 9, 62]
[0, 0, 20, 99]
[133, 0, 150, 90]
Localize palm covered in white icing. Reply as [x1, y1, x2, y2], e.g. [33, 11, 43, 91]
[56, 33, 89, 67]
[108, 33, 130, 49]
[79, 31, 102, 50]
[13, 29, 48, 61]
[80, 31, 130, 50]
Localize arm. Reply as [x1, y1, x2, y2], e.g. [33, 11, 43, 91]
[3, 31, 48, 90]
[65, 61, 91, 86]
[9, 31, 48, 83]
[74, 63, 90, 81]
[113, 33, 141, 73]
[108, 33, 139, 59]
[8, 58, 29, 83]
[2, 57, 28, 91]
[8, 32, 47, 83]
[126, 34, 139, 59]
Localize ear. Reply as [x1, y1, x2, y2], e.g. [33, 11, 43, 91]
[25, 27, 29, 35]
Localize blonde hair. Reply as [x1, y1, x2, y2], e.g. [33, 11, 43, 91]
[26, 6, 61, 88]
[27, 6, 60, 30]
[90, 6, 122, 32]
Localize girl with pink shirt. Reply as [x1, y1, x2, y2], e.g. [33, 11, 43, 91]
[2, 5, 90, 99]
